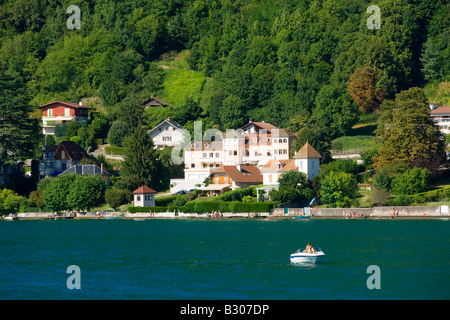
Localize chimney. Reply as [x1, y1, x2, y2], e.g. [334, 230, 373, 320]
[79, 101, 82, 106]
[70, 164, 72, 168]
[101, 163, 104, 174]
[237, 164, 242, 172]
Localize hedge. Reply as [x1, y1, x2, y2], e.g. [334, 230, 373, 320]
[178, 200, 277, 213]
[127, 206, 170, 213]
[155, 195, 179, 206]
[407, 186, 450, 204]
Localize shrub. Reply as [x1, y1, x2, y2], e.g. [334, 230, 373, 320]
[105, 188, 132, 210]
[389, 194, 411, 206]
[127, 206, 169, 213]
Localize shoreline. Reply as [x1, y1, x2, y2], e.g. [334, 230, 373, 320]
[5, 204, 449, 220]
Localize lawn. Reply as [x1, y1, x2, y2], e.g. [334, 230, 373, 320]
[158, 51, 205, 107]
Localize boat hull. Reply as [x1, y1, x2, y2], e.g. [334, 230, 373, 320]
[290, 251, 325, 264]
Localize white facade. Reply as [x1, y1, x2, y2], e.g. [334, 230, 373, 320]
[430, 106, 450, 135]
[148, 118, 188, 149]
[133, 193, 155, 207]
[294, 158, 320, 180]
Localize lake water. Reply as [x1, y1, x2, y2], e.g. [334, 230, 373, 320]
[0, 218, 449, 300]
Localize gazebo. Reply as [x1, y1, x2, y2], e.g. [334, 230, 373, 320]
[132, 185, 157, 207]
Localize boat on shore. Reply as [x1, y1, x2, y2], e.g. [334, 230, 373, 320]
[106, 214, 123, 219]
[3, 214, 19, 221]
[290, 248, 325, 264]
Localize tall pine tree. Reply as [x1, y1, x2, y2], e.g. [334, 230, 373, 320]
[0, 71, 41, 162]
[121, 125, 163, 190]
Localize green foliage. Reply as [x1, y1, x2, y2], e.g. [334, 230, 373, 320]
[128, 206, 170, 213]
[107, 121, 130, 147]
[0, 188, 28, 214]
[0, 72, 41, 161]
[391, 168, 431, 195]
[121, 125, 163, 190]
[374, 87, 446, 170]
[179, 200, 277, 213]
[42, 174, 76, 211]
[320, 171, 359, 208]
[105, 189, 133, 210]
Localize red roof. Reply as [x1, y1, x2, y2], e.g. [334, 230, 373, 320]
[39, 101, 92, 109]
[133, 185, 157, 194]
[430, 106, 450, 114]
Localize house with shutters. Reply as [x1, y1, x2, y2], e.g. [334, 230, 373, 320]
[203, 164, 263, 195]
[147, 117, 188, 150]
[39, 141, 91, 178]
[39, 101, 92, 135]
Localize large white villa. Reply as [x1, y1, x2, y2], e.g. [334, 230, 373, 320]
[168, 120, 321, 194]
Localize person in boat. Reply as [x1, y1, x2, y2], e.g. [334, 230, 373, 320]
[305, 243, 315, 254]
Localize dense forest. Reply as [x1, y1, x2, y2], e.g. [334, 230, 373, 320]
[0, 0, 449, 207]
[1, 0, 448, 130]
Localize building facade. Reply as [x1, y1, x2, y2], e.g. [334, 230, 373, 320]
[39, 101, 92, 135]
[430, 106, 450, 135]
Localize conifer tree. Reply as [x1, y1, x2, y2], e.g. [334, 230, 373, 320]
[121, 125, 163, 190]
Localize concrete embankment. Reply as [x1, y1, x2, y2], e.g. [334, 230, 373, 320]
[12, 205, 449, 220]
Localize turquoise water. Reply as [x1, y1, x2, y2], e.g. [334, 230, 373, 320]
[0, 219, 449, 300]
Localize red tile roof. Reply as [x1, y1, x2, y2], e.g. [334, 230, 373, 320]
[133, 185, 157, 194]
[211, 165, 263, 183]
[430, 106, 450, 114]
[39, 101, 92, 109]
[261, 159, 297, 172]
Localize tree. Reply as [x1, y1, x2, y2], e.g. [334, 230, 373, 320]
[391, 167, 431, 195]
[0, 72, 41, 163]
[121, 125, 163, 190]
[105, 189, 132, 211]
[374, 87, 446, 170]
[0, 188, 28, 215]
[42, 174, 76, 211]
[347, 66, 387, 113]
[107, 121, 130, 147]
[320, 171, 359, 208]
[278, 171, 308, 189]
[29, 190, 45, 209]
[67, 175, 108, 211]
[420, 38, 440, 81]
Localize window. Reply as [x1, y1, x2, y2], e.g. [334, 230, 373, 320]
[48, 108, 53, 116]
[191, 163, 195, 168]
[215, 152, 219, 158]
[137, 195, 141, 201]
[269, 175, 272, 182]
[65, 108, 71, 117]
[209, 153, 213, 158]
[312, 160, 315, 169]
[61, 162, 66, 170]
[203, 153, 207, 158]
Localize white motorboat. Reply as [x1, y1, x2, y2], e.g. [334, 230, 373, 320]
[290, 248, 325, 264]
[3, 214, 19, 221]
[106, 214, 122, 219]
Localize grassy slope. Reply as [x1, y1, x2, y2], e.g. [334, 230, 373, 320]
[157, 51, 205, 107]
